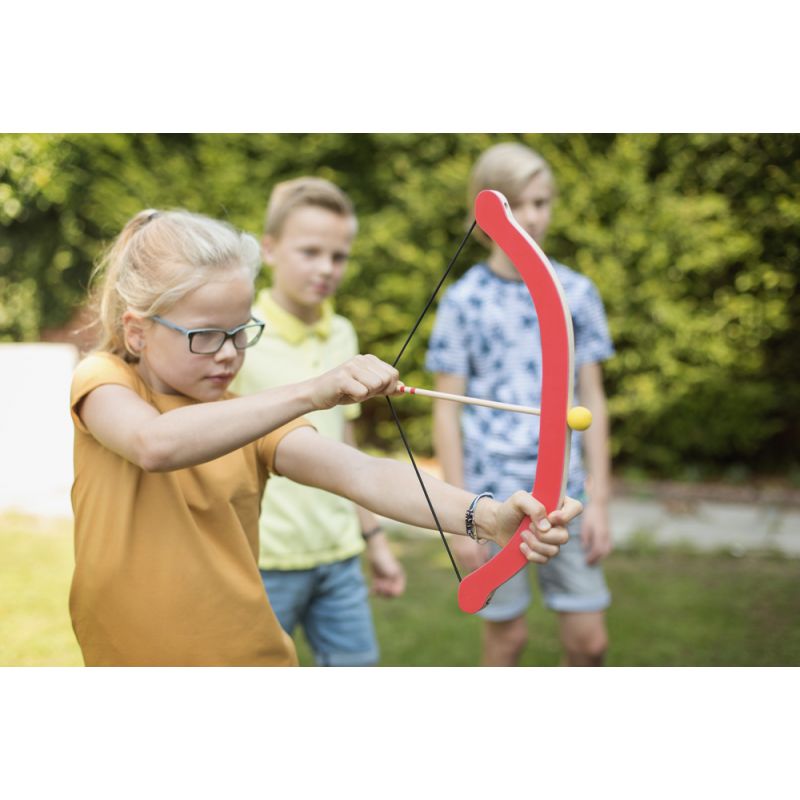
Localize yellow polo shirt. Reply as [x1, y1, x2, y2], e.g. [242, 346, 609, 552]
[232, 290, 363, 570]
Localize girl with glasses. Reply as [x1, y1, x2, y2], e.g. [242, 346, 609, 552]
[69, 208, 580, 666]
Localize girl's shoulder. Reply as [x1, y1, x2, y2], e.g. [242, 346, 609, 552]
[74, 350, 135, 379]
[72, 351, 148, 402]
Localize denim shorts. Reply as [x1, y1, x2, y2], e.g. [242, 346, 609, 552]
[477, 513, 611, 622]
[260, 555, 379, 666]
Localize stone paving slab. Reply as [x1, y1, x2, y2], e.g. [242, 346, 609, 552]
[379, 496, 800, 558]
[610, 497, 800, 556]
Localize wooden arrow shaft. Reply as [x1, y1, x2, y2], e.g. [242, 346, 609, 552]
[397, 383, 542, 417]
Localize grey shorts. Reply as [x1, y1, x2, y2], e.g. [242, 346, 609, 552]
[477, 513, 611, 623]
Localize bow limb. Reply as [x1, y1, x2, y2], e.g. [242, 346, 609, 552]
[457, 190, 575, 614]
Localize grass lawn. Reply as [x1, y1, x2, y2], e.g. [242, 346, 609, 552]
[0, 514, 83, 666]
[2, 513, 799, 667]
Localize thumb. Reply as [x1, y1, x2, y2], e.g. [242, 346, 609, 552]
[513, 491, 550, 535]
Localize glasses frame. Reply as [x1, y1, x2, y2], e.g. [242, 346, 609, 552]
[151, 315, 265, 355]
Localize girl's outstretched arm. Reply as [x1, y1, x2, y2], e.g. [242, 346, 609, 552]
[274, 427, 578, 559]
[78, 355, 398, 472]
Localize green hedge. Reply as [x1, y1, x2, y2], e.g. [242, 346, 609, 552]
[1, 133, 797, 477]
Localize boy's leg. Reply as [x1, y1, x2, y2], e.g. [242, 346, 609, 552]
[260, 567, 316, 635]
[538, 511, 611, 667]
[482, 615, 529, 666]
[303, 556, 379, 667]
[477, 550, 532, 666]
[557, 611, 608, 666]
[469, 473, 533, 666]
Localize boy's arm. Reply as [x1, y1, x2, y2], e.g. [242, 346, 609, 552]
[273, 426, 577, 560]
[344, 422, 406, 598]
[432, 372, 487, 573]
[577, 361, 612, 564]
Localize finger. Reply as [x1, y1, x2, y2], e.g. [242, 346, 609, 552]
[346, 356, 400, 399]
[521, 528, 560, 557]
[511, 491, 550, 533]
[535, 525, 570, 546]
[339, 377, 371, 402]
[348, 366, 385, 395]
[519, 540, 550, 563]
[548, 495, 583, 527]
[359, 355, 400, 393]
[580, 523, 591, 550]
[586, 542, 604, 565]
[586, 538, 611, 565]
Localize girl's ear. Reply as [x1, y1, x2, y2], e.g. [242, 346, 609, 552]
[261, 234, 276, 268]
[121, 310, 148, 355]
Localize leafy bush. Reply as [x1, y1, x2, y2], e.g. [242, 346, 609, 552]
[1, 133, 797, 476]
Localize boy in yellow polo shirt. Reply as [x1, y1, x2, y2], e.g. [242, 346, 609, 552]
[233, 177, 405, 666]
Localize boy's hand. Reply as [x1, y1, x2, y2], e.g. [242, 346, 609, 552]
[365, 532, 406, 598]
[580, 500, 612, 564]
[480, 492, 582, 565]
[309, 355, 399, 410]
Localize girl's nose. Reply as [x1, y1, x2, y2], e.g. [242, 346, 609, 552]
[216, 336, 239, 361]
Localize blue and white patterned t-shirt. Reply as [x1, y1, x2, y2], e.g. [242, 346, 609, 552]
[425, 261, 614, 498]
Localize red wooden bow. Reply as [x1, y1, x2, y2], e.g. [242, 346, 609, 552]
[457, 190, 575, 613]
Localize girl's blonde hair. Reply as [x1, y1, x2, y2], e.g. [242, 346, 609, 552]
[90, 209, 261, 360]
[264, 177, 355, 237]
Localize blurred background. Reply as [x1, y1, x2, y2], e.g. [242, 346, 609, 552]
[1, 132, 799, 665]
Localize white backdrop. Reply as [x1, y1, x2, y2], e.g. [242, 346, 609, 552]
[0, 343, 78, 517]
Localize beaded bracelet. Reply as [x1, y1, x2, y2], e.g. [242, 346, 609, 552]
[465, 492, 494, 542]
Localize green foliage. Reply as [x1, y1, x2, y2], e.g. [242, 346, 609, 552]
[533, 133, 799, 474]
[1, 133, 798, 475]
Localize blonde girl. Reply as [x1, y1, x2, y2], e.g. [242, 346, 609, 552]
[70, 208, 579, 666]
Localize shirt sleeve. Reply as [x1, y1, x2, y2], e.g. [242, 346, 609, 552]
[424, 287, 472, 376]
[573, 280, 615, 367]
[257, 418, 316, 476]
[70, 353, 145, 433]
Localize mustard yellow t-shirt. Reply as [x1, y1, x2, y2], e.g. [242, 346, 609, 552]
[70, 352, 310, 666]
[232, 290, 363, 570]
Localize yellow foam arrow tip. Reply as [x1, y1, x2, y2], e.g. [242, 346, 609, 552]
[567, 406, 593, 431]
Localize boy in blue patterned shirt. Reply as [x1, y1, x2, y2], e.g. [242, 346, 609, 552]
[426, 142, 615, 666]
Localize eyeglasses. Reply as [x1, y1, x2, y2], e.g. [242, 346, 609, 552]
[151, 315, 265, 354]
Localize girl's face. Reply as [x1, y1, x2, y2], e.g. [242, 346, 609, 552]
[128, 266, 255, 402]
[262, 205, 355, 324]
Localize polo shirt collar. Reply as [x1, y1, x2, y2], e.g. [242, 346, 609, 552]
[256, 290, 333, 344]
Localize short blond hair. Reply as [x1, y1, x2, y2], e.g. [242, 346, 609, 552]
[264, 177, 355, 237]
[468, 142, 554, 209]
[89, 209, 260, 360]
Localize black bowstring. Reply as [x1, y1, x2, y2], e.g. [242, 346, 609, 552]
[392, 221, 476, 369]
[386, 220, 477, 584]
[386, 396, 461, 582]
